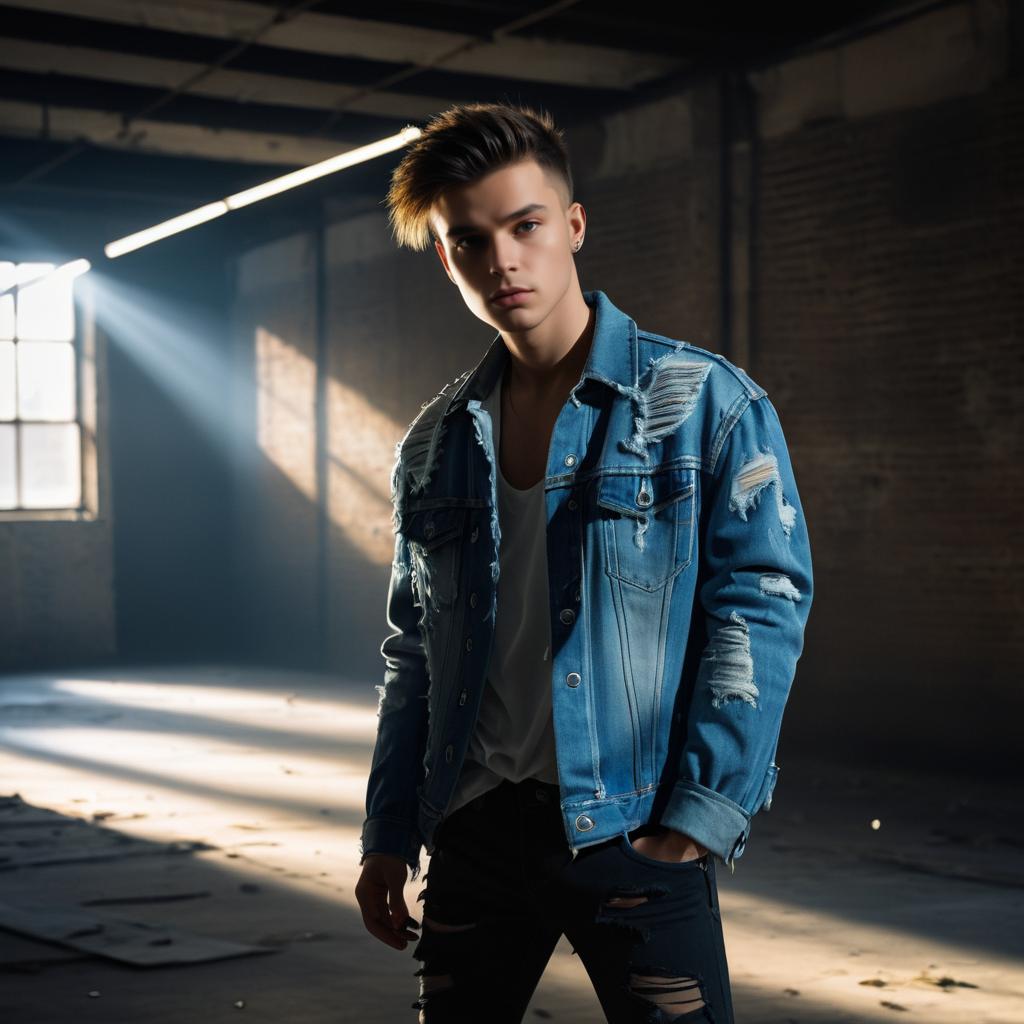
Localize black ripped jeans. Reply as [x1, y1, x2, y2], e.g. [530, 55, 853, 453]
[409, 776, 735, 1023]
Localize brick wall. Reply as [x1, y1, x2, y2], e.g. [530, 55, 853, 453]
[227, 4, 1022, 770]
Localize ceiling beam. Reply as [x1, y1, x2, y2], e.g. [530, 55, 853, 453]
[0, 0, 686, 89]
[0, 97, 370, 164]
[0, 37, 454, 119]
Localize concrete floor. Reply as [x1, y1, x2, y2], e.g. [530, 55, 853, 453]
[0, 664, 1021, 1023]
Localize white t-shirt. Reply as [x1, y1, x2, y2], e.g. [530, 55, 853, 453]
[446, 366, 560, 816]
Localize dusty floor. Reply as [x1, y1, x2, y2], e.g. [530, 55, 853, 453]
[0, 664, 1021, 1023]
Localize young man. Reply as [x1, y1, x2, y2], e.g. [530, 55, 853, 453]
[355, 102, 813, 1023]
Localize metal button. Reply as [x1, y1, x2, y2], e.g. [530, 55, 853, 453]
[465, 638, 473, 652]
[564, 453, 577, 467]
[469, 592, 477, 608]
[566, 672, 581, 688]
[636, 488, 652, 507]
[445, 744, 453, 763]
[559, 608, 575, 625]
[535, 789, 549, 803]
[470, 526, 479, 542]
[458, 689, 467, 706]
[568, 498, 578, 510]
[575, 813, 595, 831]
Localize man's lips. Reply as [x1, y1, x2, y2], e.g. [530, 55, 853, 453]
[490, 288, 532, 302]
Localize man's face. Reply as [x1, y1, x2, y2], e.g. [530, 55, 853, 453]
[431, 158, 583, 331]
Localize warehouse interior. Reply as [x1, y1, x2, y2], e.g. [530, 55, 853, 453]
[1, 1, 1021, 1021]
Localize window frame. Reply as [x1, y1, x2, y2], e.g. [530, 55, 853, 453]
[0, 260, 102, 523]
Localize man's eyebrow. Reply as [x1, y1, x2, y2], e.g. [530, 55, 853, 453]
[445, 203, 547, 239]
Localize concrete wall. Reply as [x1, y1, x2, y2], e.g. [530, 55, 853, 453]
[105, 247, 234, 662]
[228, 2, 1021, 770]
[229, 215, 484, 676]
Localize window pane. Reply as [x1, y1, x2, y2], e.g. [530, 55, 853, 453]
[0, 263, 13, 340]
[0, 341, 14, 420]
[17, 341, 76, 421]
[0, 424, 14, 508]
[17, 263, 75, 342]
[20, 422, 80, 508]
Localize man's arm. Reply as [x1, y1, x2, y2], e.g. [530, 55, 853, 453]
[359, 522, 431, 881]
[661, 393, 814, 871]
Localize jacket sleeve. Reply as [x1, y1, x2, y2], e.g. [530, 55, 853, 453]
[359, 520, 431, 880]
[661, 393, 814, 871]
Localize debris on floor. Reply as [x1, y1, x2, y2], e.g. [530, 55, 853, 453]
[0, 899, 277, 966]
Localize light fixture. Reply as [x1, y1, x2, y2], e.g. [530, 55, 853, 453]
[0, 258, 92, 297]
[55, 258, 93, 279]
[105, 203, 229, 260]
[104, 125, 422, 259]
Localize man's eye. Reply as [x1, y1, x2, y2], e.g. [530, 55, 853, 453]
[454, 221, 541, 251]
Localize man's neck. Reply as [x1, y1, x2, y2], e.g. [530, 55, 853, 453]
[501, 287, 595, 405]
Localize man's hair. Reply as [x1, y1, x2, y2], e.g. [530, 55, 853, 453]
[384, 101, 574, 252]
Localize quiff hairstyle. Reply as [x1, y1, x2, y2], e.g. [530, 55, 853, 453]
[384, 101, 574, 252]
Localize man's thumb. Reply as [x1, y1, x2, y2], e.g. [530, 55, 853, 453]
[389, 884, 409, 930]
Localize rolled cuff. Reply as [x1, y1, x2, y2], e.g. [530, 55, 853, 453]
[660, 779, 751, 872]
[359, 815, 424, 879]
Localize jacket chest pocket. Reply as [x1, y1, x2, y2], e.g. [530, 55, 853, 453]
[595, 468, 695, 590]
[404, 505, 467, 612]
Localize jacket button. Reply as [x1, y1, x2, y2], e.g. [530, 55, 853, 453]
[445, 744, 453, 763]
[636, 489, 652, 507]
[465, 638, 473, 652]
[458, 689, 467, 706]
[564, 453, 577, 467]
[566, 672, 581, 688]
[575, 814, 595, 831]
[469, 592, 477, 608]
[567, 498, 578, 510]
[559, 608, 575, 625]
[470, 526, 479, 542]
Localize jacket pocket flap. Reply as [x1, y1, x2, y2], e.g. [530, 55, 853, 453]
[403, 505, 467, 550]
[596, 467, 695, 519]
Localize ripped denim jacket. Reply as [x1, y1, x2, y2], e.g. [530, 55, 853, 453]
[360, 289, 813, 880]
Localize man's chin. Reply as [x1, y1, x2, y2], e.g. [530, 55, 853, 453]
[484, 300, 544, 328]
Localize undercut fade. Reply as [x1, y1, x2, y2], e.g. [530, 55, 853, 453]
[383, 101, 574, 252]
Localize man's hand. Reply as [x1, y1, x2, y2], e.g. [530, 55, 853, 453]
[631, 826, 708, 864]
[355, 854, 421, 950]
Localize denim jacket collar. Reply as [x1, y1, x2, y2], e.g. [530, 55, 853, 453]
[449, 289, 638, 411]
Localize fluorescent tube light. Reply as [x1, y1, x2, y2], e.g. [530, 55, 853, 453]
[54, 258, 92, 279]
[0, 258, 92, 297]
[105, 202, 229, 259]
[104, 125, 421, 259]
[225, 126, 421, 210]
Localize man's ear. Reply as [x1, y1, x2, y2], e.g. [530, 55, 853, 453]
[434, 238, 455, 284]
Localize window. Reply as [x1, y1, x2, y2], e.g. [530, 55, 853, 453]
[0, 261, 83, 510]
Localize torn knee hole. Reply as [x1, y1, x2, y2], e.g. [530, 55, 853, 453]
[630, 971, 706, 1016]
[419, 972, 455, 994]
[422, 915, 477, 933]
[603, 895, 650, 908]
